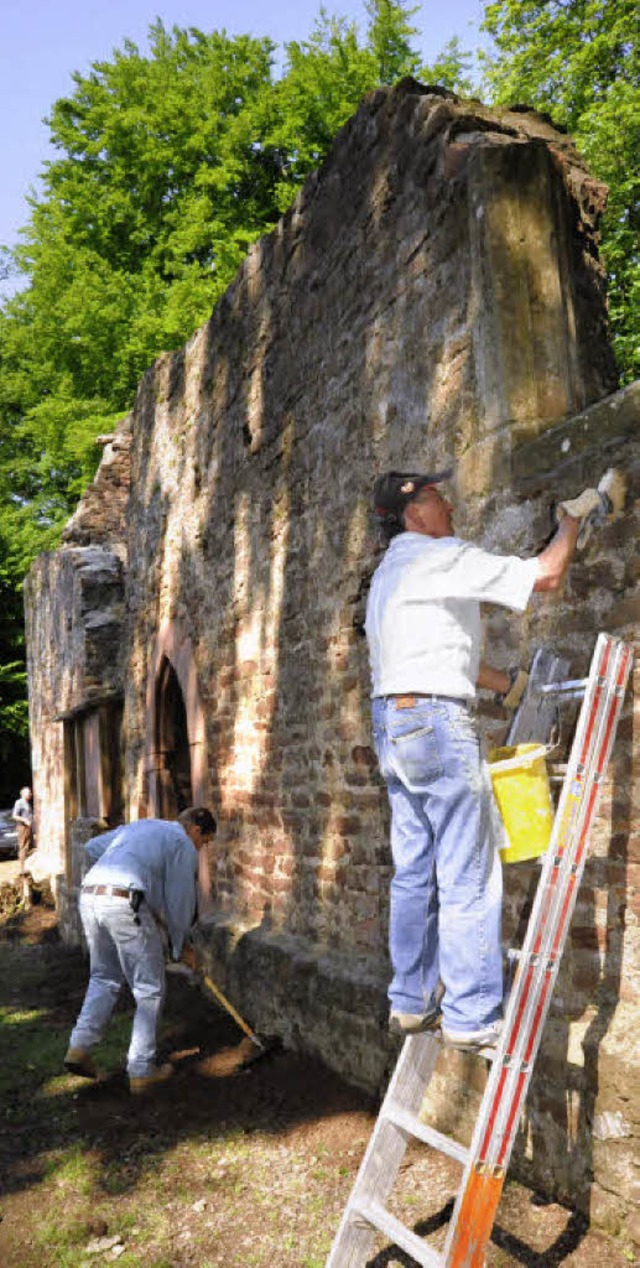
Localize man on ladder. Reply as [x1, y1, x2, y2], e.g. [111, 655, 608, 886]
[365, 467, 624, 1050]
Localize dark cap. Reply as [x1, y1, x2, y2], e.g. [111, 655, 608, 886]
[373, 469, 452, 526]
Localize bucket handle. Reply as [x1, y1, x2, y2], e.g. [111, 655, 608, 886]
[489, 744, 550, 775]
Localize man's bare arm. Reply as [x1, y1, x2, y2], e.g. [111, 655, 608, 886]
[533, 516, 580, 593]
[477, 663, 511, 695]
[535, 468, 626, 592]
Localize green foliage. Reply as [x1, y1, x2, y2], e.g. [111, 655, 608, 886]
[0, 551, 30, 795]
[0, 246, 14, 282]
[260, 11, 379, 211]
[8, 21, 281, 410]
[0, 662, 29, 741]
[261, 3, 433, 213]
[366, 0, 421, 84]
[422, 35, 475, 94]
[482, 0, 640, 383]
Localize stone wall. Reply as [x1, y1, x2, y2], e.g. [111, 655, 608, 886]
[25, 82, 639, 1237]
[24, 427, 130, 880]
[411, 381, 640, 1235]
[122, 81, 616, 930]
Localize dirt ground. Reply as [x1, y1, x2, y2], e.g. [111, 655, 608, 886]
[0, 879, 636, 1268]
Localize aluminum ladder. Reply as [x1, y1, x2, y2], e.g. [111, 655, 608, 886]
[327, 632, 633, 1267]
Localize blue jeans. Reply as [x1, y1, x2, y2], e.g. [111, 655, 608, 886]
[372, 696, 503, 1033]
[70, 892, 166, 1077]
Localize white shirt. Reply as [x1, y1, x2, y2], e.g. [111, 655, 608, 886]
[365, 532, 538, 700]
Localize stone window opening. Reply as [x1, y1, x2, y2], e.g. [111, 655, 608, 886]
[63, 700, 123, 826]
[63, 698, 124, 887]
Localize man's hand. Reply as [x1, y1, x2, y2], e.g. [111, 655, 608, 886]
[556, 468, 626, 549]
[502, 668, 529, 711]
[556, 487, 601, 522]
[477, 662, 528, 710]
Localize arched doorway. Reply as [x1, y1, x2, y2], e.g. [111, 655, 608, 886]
[154, 656, 193, 818]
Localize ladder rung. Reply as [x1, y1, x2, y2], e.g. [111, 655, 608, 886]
[540, 677, 587, 696]
[351, 1198, 441, 1266]
[384, 1100, 469, 1166]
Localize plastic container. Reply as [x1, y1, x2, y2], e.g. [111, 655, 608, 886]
[488, 743, 554, 864]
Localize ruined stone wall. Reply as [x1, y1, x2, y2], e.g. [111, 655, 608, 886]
[26, 83, 639, 1234]
[24, 427, 131, 880]
[123, 82, 615, 931]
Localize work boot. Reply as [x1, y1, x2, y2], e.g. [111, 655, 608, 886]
[64, 1047, 98, 1079]
[389, 1008, 441, 1036]
[129, 1062, 175, 1094]
[442, 1021, 503, 1053]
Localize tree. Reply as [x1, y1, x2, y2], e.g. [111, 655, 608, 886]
[259, 11, 378, 212]
[262, 3, 435, 212]
[6, 22, 280, 401]
[366, 0, 421, 84]
[482, 0, 640, 383]
[0, 539, 30, 801]
[0, 22, 283, 590]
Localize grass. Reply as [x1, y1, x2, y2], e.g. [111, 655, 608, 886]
[43, 1143, 95, 1194]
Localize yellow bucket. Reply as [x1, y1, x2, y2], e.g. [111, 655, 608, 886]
[488, 743, 554, 864]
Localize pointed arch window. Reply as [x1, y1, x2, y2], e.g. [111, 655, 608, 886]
[154, 656, 193, 819]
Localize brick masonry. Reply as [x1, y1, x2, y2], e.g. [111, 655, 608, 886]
[24, 82, 639, 1237]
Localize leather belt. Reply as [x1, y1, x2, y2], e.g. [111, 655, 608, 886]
[389, 693, 464, 709]
[82, 884, 131, 899]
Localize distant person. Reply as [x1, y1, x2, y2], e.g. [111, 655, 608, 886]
[11, 786, 34, 872]
[64, 807, 216, 1094]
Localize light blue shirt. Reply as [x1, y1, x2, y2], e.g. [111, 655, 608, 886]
[84, 819, 199, 960]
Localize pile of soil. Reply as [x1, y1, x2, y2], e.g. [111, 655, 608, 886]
[0, 873, 56, 930]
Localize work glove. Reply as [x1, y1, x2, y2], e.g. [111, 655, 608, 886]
[496, 667, 529, 711]
[556, 468, 626, 550]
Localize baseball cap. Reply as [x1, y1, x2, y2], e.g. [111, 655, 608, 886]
[373, 469, 452, 524]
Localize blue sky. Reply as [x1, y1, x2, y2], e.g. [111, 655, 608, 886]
[1, 1, 488, 255]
